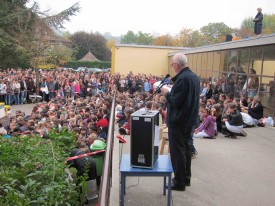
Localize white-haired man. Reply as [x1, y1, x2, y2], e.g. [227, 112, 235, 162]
[161, 53, 200, 191]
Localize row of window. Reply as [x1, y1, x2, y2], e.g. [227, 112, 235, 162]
[168, 45, 275, 115]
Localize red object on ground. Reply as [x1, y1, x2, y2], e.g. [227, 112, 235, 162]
[117, 134, 127, 143]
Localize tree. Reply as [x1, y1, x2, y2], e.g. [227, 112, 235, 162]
[120, 30, 154, 45]
[70, 31, 90, 60]
[200, 22, 233, 44]
[120, 30, 137, 44]
[175, 28, 193, 47]
[0, 1, 80, 68]
[70, 31, 111, 61]
[135, 31, 154, 45]
[174, 28, 207, 47]
[0, 0, 36, 68]
[34, 45, 75, 69]
[91, 33, 111, 61]
[189, 30, 208, 47]
[152, 34, 177, 46]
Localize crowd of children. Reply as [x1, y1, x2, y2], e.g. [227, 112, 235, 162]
[1, 69, 273, 161]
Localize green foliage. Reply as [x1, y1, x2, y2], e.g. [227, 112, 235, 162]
[120, 30, 137, 44]
[241, 17, 255, 31]
[0, 0, 35, 68]
[0, 129, 87, 205]
[121, 24, 232, 47]
[120, 30, 154, 45]
[63, 60, 111, 69]
[200, 22, 233, 44]
[189, 30, 208, 47]
[0, 39, 32, 68]
[135, 31, 154, 45]
[70, 31, 111, 61]
[36, 45, 75, 69]
[175, 28, 207, 47]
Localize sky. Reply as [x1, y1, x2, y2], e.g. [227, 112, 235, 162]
[28, 0, 275, 37]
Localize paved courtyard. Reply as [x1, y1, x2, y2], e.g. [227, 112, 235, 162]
[111, 126, 275, 206]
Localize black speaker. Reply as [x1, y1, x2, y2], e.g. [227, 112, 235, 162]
[130, 109, 159, 168]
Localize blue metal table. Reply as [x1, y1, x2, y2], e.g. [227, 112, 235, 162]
[120, 154, 173, 206]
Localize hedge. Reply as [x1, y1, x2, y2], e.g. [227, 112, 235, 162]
[0, 129, 88, 205]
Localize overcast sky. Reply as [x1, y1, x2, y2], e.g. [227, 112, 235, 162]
[29, 0, 275, 36]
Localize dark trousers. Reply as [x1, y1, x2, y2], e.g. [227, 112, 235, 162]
[168, 126, 192, 186]
[222, 126, 239, 136]
[49, 91, 56, 100]
[254, 23, 262, 35]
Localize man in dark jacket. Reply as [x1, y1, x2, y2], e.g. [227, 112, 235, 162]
[40, 78, 49, 102]
[47, 77, 56, 100]
[253, 8, 263, 35]
[26, 77, 36, 103]
[161, 53, 200, 191]
[205, 82, 213, 99]
[19, 77, 27, 104]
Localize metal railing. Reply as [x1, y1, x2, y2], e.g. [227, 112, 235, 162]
[98, 90, 117, 206]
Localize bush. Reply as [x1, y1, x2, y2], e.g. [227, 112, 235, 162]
[63, 61, 111, 69]
[0, 129, 87, 206]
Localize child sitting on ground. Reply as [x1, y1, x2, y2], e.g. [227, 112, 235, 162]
[194, 107, 216, 139]
[117, 107, 134, 143]
[205, 99, 213, 111]
[222, 103, 247, 138]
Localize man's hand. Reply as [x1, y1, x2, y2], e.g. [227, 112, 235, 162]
[161, 87, 169, 95]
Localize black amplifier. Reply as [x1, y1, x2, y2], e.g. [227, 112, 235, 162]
[130, 109, 159, 169]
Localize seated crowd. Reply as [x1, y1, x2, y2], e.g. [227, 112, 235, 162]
[1, 69, 166, 146]
[195, 83, 267, 139]
[1, 68, 272, 204]
[0, 69, 271, 159]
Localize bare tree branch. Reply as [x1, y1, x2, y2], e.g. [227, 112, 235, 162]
[43, 2, 80, 29]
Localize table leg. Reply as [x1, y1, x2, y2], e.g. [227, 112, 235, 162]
[160, 138, 166, 155]
[167, 174, 171, 206]
[163, 176, 166, 195]
[120, 174, 125, 206]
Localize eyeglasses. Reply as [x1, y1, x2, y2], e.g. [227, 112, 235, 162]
[170, 63, 177, 66]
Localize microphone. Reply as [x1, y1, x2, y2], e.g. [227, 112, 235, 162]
[153, 74, 170, 94]
[160, 74, 170, 84]
[140, 74, 170, 109]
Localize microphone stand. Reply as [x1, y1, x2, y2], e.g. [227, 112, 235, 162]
[139, 82, 165, 109]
